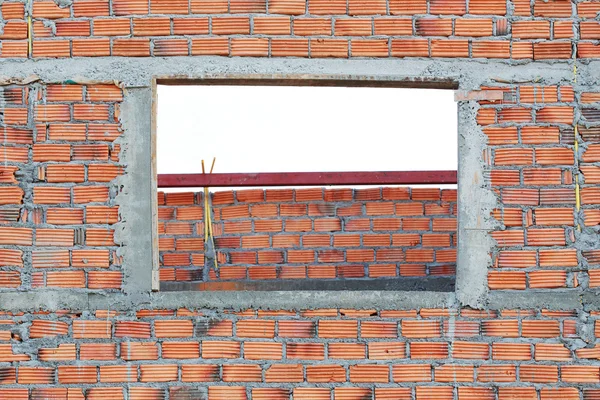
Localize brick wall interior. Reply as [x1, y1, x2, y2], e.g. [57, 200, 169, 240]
[1, 0, 600, 398]
[158, 188, 457, 283]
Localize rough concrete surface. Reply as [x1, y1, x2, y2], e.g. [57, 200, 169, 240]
[114, 87, 154, 299]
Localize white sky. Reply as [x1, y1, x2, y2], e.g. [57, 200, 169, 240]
[157, 85, 457, 189]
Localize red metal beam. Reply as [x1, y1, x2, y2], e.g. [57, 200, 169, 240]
[157, 170, 457, 188]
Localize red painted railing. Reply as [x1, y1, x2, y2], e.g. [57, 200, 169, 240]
[157, 171, 458, 188]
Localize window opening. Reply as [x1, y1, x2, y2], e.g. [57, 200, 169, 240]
[156, 84, 457, 291]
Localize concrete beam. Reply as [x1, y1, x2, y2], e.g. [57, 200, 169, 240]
[0, 290, 586, 312]
[0, 57, 588, 89]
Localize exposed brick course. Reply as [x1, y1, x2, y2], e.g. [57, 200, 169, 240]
[2, 0, 600, 59]
[0, 307, 597, 398]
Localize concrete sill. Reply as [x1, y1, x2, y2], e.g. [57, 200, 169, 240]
[160, 277, 455, 292]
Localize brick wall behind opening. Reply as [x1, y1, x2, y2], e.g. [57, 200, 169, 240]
[158, 187, 457, 283]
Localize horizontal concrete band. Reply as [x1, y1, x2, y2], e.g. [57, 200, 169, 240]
[0, 290, 589, 312]
[0, 57, 595, 89]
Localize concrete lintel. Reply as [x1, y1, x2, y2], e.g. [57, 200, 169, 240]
[128, 291, 459, 311]
[488, 291, 583, 311]
[581, 291, 600, 310]
[0, 290, 589, 312]
[0, 57, 589, 89]
[0, 292, 90, 311]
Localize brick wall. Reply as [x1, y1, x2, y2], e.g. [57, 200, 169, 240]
[158, 188, 457, 283]
[1, 0, 600, 398]
[0, 0, 599, 59]
[0, 82, 124, 291]
[0, 306, 599, 400]
[483, 84, 599, 290]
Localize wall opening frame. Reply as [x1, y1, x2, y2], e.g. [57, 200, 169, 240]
[0, 56, 582, 314]
[150, 75, 472, 295]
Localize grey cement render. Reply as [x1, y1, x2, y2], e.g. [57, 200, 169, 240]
[114, 87, 155, 299]
[0, 290, 586, 312]
[456, 100, 499, 308]
[0, 57, 590, 89]
[0, 56, 598, 312]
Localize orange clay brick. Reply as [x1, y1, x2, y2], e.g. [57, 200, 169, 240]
[32, 1, 71, 18]
[263, 364, 302, 383]
[431, 39, 469, 57]
[294, 17, 332, 35]
[201, 341, 240, 358]
[0, 227, 32, 246]
[435, 364, 474, 382]
[0, 186, 25, 204]
[32, 144, 71, 162]
[472, 41, 510, 58]
[35, 104, 71, 122]
[32, 40, 71, 58]
[308, 0, 346, 14]
[335, 18, 372, 36]
[113, 38, 151, 56]
[351, 39, 389, 57]
[534, 0, 572, 17]
[33, 21, 54, 38]
[150, 0, 189, 14]
[410, 342, 448, 359]
[253, 17, 291, 34]
[55, 20, 91, 36]
[80, 343, 116, 361]
[133, 17, 171, 36]
[534, 41, 572, 60]
[0, 41, 28, 58]
[244, 341, 283, 360]
[455, 18, 493, 36]
[392, 39, 429, 57]
[73, 1, 110, 17]
[389, 0, 426, 15]
[72, 38, 110, 56]
[513, 20, 551, 39]
[1, 2, 25, 19]
[2, 108, 28, 125]
[488, 271, 526, 289]
[311, 38, 348, 57]
[350, 364, 389, 382]
[374, 17, 412, 35]
[469, 0, 506, 14]
[112, 0, 149, 15]
[416, 18, 452, 36]
[269, 0, 305, 14]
